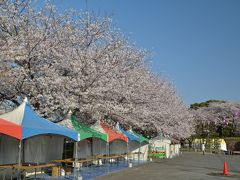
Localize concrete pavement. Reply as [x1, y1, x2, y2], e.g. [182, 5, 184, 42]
[95, 152, 240, 180]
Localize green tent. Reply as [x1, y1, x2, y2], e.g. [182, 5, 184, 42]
[132, 131, 149, 144]
[71, 116, 108, 142]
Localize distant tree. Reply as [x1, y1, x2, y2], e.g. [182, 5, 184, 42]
[190, 100, 225, 110]
[191, 100, 240, 138]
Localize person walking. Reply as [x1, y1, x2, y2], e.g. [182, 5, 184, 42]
[202, 143, 205, 155]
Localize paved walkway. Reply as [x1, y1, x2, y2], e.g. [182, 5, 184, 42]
[95, 152, 240, 180]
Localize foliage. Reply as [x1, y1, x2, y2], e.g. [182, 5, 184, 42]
[190, 100, 225, 110]
[190, 100, 240, 139]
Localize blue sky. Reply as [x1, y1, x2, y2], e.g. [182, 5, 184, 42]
[48, 0, 240, 105]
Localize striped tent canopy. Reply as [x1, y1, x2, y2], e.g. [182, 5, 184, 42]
[0, 98, 78, 141]
[91, 121, 128, 143]
[132, 131, 149, 144]
[59, 115, 108, 142]
[115, 123, 140, 143]
[119, 127, 141, 143]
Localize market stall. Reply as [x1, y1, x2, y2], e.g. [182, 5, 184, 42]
[59, 115, 108, 159]
[0, 98, 78, 178]
[132, 131, 149, 161]
[149, 136, 171, 159]
[91, 121, 128, 155]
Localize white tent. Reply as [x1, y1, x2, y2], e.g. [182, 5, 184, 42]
[150, 136, 171, 158]
[220, 139, 227, 151]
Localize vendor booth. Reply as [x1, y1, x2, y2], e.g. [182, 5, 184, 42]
[0, 98, 78, 178]
[149, 136, 171, 159]
[59, 115, 108, 159]
[118, 126, 141, 160]
[91, 121, 128, 155]
[132, 131, 149, 161]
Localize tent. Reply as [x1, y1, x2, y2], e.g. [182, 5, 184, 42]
[132, 131, 149, 144]
[70, 116, 107, 142]
[117, 125, 140, 150]
[220, 139, 227, 151]
[0, 98, 78, 165]
[131, 131, 149, 161]
[91, 121, 128, 155]
[0, 134, 19, 165]
[149, 136, 171, 159]
[59, 115, 108, 159]
[118, 126, 141, 160]
[118, 126, 141, 143]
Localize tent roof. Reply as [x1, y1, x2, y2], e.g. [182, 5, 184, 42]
[0, 118, 22, 139]
[100, 122, 128, 143]
[0, 98, 78, 141]
[120, 128, 141, 143]
[132, 131, 149, 144]
[70, 116, 108, 142]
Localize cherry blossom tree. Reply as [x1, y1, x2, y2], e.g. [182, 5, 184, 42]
[191, 101, 240, 137]
[0, 0, 194, 138]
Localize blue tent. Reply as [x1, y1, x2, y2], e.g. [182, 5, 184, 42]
[119, 127, 141, 143]
[0, 98, 78, 141]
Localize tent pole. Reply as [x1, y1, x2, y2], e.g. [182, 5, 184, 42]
[107, 142, 110, 173]
[91, 138, 93, 157]
[75, 141, 78, 162]
[99, 138, 101, 155]
[74, 141, 78, 178]
[18, 140, 22, 165]
[138, 143, 140, 163]
[17, 140, 22, 180]
[105, 141, 107, 174]
[105, 141, 107, 157]
[99, 139, 101, 165]
[127, 142, 129, 163]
